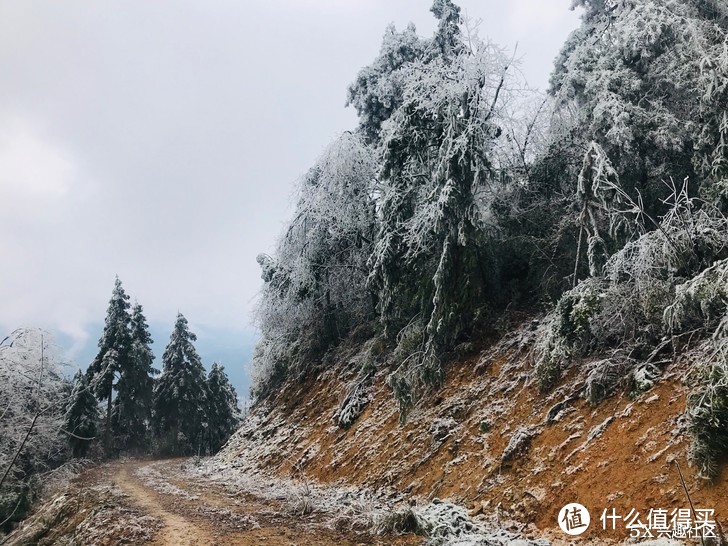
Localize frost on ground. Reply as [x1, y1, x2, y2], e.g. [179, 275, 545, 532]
[414, 500, 549, 546]
[134, 461, 201, 500]
[196, 456, 549, 545]
[192, 456, 404, 533]
[70, 502, 161, 546]
[1, 484, 162, 546]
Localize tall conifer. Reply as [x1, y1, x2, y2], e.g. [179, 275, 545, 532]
[206, 363, 240, 453]
[112, 302, 156, 451]
[153, 313, 208, 454]
[86, 276, 131, 452]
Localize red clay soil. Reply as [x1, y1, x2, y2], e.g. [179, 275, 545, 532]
[221, 325, 728, 543]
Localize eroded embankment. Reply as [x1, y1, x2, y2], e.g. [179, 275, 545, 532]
[218, 322, 728, 543]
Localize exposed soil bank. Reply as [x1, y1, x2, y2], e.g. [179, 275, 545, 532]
[218, 323, 728, 544]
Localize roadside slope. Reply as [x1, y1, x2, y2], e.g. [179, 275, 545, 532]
[218, 322, 728, 542]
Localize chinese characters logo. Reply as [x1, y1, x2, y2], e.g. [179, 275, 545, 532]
[600, 507, 717, 539]
[558, 503, 591, 536]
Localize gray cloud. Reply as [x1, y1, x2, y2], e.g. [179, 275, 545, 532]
[0, 0, 580, 367]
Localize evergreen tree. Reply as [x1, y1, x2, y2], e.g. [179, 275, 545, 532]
[352, 0, 516, 416]
[153, 313, 208, 455]
[205, 363, 240, 453]
[64, 371, 98, 458]
[112, 302, 156, 452]
[86, 276, 131, 452]
[548, 0, 728, 214]
[346, 23, 428, 143]
[252, 133, 377, 396]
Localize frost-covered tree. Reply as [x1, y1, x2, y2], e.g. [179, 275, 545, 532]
[550, 0, 728, 213]
[252, 132, 377, 396]
[86, 276, 132, 452]
[346, 23, 428, 143]
[64, 371, 98, 458]
[112, 303, 156, 452]
[0, 329, 68, 527]
[354, 1, 518, 414]
[153, 313, 208, 454]
[205, 363, 240, 454]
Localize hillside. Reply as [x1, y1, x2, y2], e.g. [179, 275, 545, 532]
[4, 320, 722, 545]
[5, 1, 728, 544]
[236, 2, 728, 543]
[218, 319, 728, 544]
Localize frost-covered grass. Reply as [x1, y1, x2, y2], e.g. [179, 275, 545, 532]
[134, 462, 200, 500]
[196, 458, 550, 544]
[414, 500, 548, 546]
[192, 457, 406, 533]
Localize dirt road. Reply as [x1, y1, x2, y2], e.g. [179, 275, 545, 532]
[114, 463, 209, 545]
[1, 458, 420, 545]
[106, 459, 418, 546]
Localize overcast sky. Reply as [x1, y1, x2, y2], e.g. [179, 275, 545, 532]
[0, 0, 581, 396]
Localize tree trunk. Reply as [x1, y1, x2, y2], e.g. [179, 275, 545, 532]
[172, 423, 179, 454]
[105, 394, 112, 453]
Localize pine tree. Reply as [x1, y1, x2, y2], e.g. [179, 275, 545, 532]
[353, 0, 515, 416]
[549, 0, 728, 214]
[112, 302, 156, 452]
[64, 371, 98, 457]
[86, 276, 131, 452]
[205, 363, 240, 453]
[153, 313, 208, 455]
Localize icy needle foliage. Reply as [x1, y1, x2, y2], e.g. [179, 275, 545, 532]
[153, 313, 209, 455]
[686, 315, 728, 479]
[533, 182, 728, 390]
[251, 132, 377, 397]
[86, 276, 132, 451]
[111, 302, 156, 452]
[206, 363, 241, 453]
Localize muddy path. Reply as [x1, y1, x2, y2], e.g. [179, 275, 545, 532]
[114, 463, 210, 546]
[108, 459, 418, 546]
[0, 457, 420, 545]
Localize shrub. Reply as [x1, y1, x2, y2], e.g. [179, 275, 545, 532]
[664, 257, 728, 332]
[583, 357, 634, 406]
[686, 316, 728, 480]
[336, 371, 373, 429]
[531, 279, 603, 390]
[532, 185, 728, 393]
